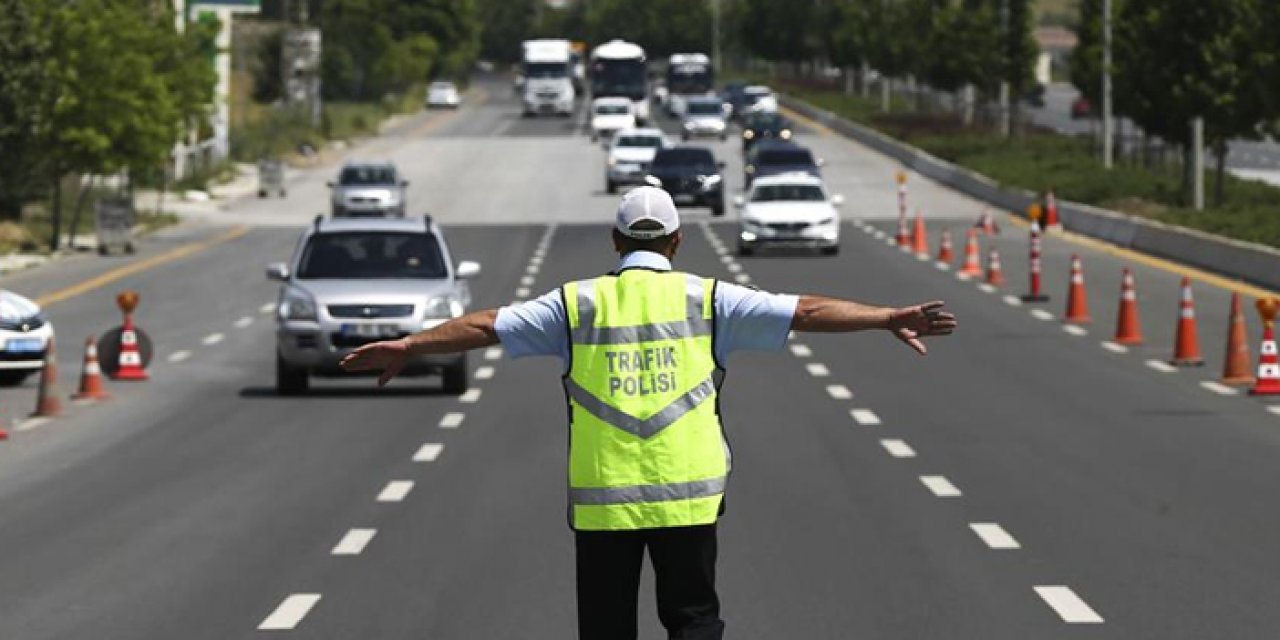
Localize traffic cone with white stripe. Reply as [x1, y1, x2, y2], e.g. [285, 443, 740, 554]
[113, 312, 148, 381]
[1170, 278, 1204, 366]
[1044, 190, 1061, 230]
[1113, 268, 1143, 344]
[937, 229, 954, 265]
[912, 211, 929, 258]
[1249, 297, 1280, 396]
[31, 337, 61, 418]
[72, 336, 110, 400]
[975, 208, 999, 235]
[1021, 221, 1050, 302]
[959, 229, 983, 278]
[896, 214, 910, 248]
[1063, 254, 1091, 324]
[985, 248, 1005, 287]
[1221, 293, 1254, 385]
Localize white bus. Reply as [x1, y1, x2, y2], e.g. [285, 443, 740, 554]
[664, 52, 715, 117]
[590, 39, 650, 125]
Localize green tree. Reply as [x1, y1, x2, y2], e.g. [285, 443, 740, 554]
[0, 0, 52, 220]
[476, 0, 539, 63]
[739, 0, 819, 65]
[585, 0, 713, 58]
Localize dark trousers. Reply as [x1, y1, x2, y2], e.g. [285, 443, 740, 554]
[575, 524, 726, 640]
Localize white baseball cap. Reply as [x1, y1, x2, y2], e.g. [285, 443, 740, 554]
[616, 186, 680, 239]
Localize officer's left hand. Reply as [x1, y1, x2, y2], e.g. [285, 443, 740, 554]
[888, 301, 956, 355]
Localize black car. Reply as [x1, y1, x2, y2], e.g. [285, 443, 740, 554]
[741, 111, 794, 152]
[721, 82, 748, 117]
[647, 146, 725, 216]
[743, 140, 821, 188]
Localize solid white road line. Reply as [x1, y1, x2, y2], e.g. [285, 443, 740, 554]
[1145, 359, 1177, 373]
[202, 333, 225, 346]
[1101, 341, 1129, 353]
[1034, 585, 1105, 624]
[331, 528, 377, 556]
[806, 363, 830, 377]
[167, 350, 192, 363]
[970, 522, 1021, 549]
[789, 344, 813, 358]
[259, 302, 276, 314]
[475, 366, 495, 380]
[920, 475, 962, 497]
[1003, 295, 1023, 306]
[413, 443, 444, 462]
[850, 409, 882, 426]
[439, 412, 466, 429]
[1063, 325, 1088, 336]
[880, 439, 916, 458]
[377, 480, 414, 503]
[258, 594, 322, 630]
[1200, 381, 1240, 396]
[459, 389, 482, 403]
[234, 316, 254, 329]
[1030, 309, 1055, 321]
[826, 385, 853, 400]
[484, 347, 503, 361]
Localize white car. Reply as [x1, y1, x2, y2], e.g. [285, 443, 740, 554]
[735, 174, 844, 256]
[743, 85, 779, 115]
[426, 81, 461, 109]
[0, 289, 54, 386]
[681, 96, 728, 141]
[605, 127, 670, 193]
[590, 97, 636, 143]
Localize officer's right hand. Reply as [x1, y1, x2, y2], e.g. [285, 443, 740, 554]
[888, 301, 956, 356]
[340, 338, 410, 386]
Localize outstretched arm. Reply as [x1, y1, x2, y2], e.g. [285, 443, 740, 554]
[791, 296, 956, 355]
[339, 309, 500, 385]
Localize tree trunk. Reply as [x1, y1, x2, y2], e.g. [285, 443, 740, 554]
[66, 175, 95, 249]
[1213, 142, 1227, 207]
[881, 77, 891, 113]
[844, 66, 854, 96]
[860, 61, 871, 99]
[48, 178, 62, 252]
[961, 84, 975, 127]
[1182, 144, 1194, 206]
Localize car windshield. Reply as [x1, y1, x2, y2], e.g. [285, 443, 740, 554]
[617, 135, 663, 148]
[297, 232, 447, 279]
[751, 184, 826, 202]
[654, 148, 716, 169]
[430, 82, 454, 91]
[525, 62, 567, 78]
[748, 113, 787, 129]
[759, 149, 814, 166]
[339, 166, 396, 186]
[687, 101, 722, 115]
[596, 104, 630, 115]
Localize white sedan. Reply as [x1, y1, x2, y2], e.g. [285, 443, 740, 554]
[735, 174, 844, 256]
[590, 97, 636, 143]
[0, 289, 54, 386]
[605, 127, 669, 193]
[426, 81, 461, 109]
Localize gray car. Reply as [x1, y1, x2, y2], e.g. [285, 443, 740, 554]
[267, 215, 481, 395]
[680, 96, 729, 141]
[327, 162, 408, 218]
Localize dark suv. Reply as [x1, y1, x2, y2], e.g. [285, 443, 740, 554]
[740, 111, 794, 153]
[647, 146, 725, 216]
[743, 140, 821, 188]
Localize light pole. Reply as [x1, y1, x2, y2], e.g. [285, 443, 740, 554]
[1102, 0, 1114, 169]
[999, 0, 1010, 138]
[711, 0, 721, 74]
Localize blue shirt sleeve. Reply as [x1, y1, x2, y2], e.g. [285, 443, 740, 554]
[713, 282, 799, 363]
[494, 290, 570, 363]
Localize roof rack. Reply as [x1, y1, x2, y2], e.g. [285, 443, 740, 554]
[423, 213, 433, 229]
[313, 214, 324, 230]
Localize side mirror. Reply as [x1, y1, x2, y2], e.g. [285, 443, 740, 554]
[733, 196, 746, 208]
[644, 175, 663, 188]
[455, 260, 482, 279]
[831, 194, 845, 207]
[266, 262, 290, 281]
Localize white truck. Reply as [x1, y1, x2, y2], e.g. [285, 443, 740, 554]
[590, 39, 650, 126]
[521, 39, 576, 117]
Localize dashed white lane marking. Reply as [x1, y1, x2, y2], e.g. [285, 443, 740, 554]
[734, 274, 751, 284]
[934, 262, 950, 271]
[259, 302, 276, 314]
[331, 528, 377, 556]
[851, 409, 882, 426]
[880, 439, 916, 458]
[920, 475, 962, 497]
[885, 238, 898, 247]
[439, 412, 466, 429]
[789, 344, 812, 357]
[167, 350, 192, 363]
[1034, 585, 1105, 624]
[258, 594, 322, 630]
[530, 256, 543, 265]
[720, 255, 734, 264]
[459, 389, 482, 403]
[1030, 309, 1055, 321]
[526, 264, 540, 274]
[1101, 341, 1129, 354]
[475, 366, 495, 380]
[14, 417, 51, 432]
[955, 272, 972, 282]
[520, 276, 535, 286]
[806, 363, 830, 377]
[515, 287, 531, 298]
[977, 283, 996, 294]
[826, 384, 853, 399]
[377, 480, 414, 503]
[1200, 381, 1240, 396]
[1003, 295, 1023, 306]
[234, 316, 254, 329]
[1063, 325, 1088, 336]
[915, 254, 930, 262]
[484, 347, 503, 360]
[1145, 359, 1177, 373]
[873, 230, 886, 240]
[727, 263, 743, 273]
[413, 443, 444, 462]
[970, 522, 1021, 549]
[202, 333, 225, 346]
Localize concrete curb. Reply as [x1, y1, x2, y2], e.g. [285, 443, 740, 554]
[781, 94, 1280, 292]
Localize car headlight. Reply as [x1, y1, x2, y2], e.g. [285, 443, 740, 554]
[280, 288, 317, 321]
[745, 165, 755, 174]
[699, 174, 722, 187]
[780, 129, 792, 139]
[683, 121, 695, 130]
[424, 296, 464, 318]
[743, 130, 755, 139]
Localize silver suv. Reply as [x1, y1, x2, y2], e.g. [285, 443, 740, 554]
[267, 215, 481, 395]
[327, 161, 408, 218]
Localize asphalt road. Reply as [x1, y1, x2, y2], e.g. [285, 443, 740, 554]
[3, 74, 1280, 638]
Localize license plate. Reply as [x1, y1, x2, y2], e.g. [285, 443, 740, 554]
[4, 338, 43, 353]
[673, 193, 696, 204]
[340, 324, 400, 339]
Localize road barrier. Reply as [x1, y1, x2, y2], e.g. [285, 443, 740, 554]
[108, 291, 149, 382]
[1250, 298, 1280, 396]
[1170, 279, 1205, 366]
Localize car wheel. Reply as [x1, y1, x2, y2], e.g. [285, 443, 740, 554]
[606, 179, 617, 194]
[276, 353, 309, 396]
[0, 370, 32, 387]
[737, 244, 755, 257]
[821, 245, 840, 256]
[442, 354, 469, 395]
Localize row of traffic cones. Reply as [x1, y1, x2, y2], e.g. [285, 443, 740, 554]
[0, 336, 128, 441]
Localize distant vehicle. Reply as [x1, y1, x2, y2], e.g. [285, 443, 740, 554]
[665, 52, 714, 117]
[1071, 96, 1093, 119]
[740, 85, 779, 118]
[0, 289, 54, 386]
[590, 39, 650, 125]
[721, 81, 750, 118]
[743, 140, 822, 187]
[590, 97, 637, 143]
[328, 162, 408, 218]
[734, 173, 844, 256]
[426, 81, 460, 109]
[521, 39, 576, 117]
[646, 146, 725, 216]
[740, 111, 794, 152]
[267, 215, 481, 395]
[680, 96, 729, 141]
[605, 127, 670, 193]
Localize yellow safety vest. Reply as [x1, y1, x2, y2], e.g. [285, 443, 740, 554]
[563, 269, 729, 531]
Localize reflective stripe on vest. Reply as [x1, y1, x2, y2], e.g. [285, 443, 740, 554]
[563, 270, 728, 531]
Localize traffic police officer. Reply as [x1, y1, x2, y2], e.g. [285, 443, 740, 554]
[341, 187, 957, 639]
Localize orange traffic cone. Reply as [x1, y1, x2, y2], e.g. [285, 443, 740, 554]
[113, 312, 148, 381]
[937, 229, 954, 264]
[1250, 298, 1280, 396]
[72, 336, 110, 400]
[1044, 190, 1061, 229]
[1221, 293, 1254, 385]
[1170, 278, 1204, 366]
[975, 209, 999, 235]
[1063, 254, 1091, 324]
[985, 248, 1005, 287]
[911, 211, 929, 257]
[1113, 268, 1143, 344]
[31, 337, 61, 418]
[959, 229, 982, 278]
